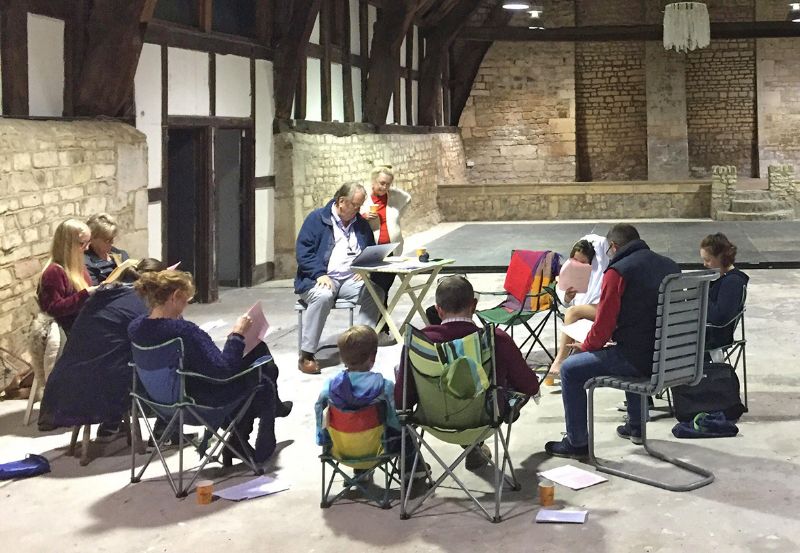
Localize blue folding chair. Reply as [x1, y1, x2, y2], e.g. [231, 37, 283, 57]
[130, 337, 269, 498]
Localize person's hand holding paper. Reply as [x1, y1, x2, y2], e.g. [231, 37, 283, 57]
[557, 259, 591, 294]
[232, 301, 271, 356]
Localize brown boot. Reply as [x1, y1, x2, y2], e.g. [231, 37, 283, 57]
[298, 356, 320, 375]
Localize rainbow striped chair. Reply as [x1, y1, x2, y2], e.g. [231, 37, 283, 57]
[319, 401, 401, 509]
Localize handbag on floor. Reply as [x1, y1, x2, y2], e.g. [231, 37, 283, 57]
[671, 362, 746, 423]
[0, 454, 51, 480]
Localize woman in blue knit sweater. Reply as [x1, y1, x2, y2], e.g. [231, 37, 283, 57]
[700, 233, 749, 350]
[128, 270, 291, 465]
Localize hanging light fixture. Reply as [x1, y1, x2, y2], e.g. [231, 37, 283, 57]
[790, 3, 800, 22]
[502, 2, 531, 10]
[663, 2, 711, 53]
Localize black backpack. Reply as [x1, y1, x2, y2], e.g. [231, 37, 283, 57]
[671, 362, 747, 422]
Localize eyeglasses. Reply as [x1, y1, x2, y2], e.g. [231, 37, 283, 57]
[606, 243, 614, 256]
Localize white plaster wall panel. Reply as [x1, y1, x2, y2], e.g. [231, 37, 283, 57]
[310, 13, 320, 44]
[0, 45, 3, 115]
[349, 0, 360, 55]
[215, 54, 250, 118]
[255, 188, 269, 264]
[27, 14, 64, 117]
[331, 63, 344, 122]
[352, 66, 363, 122]
[399, 78, 407, 125]
[412, 26, 419, 70]
[305, 57, 322, 121]
[148, 203, 162, 259]
[412, 80, 419, 126]
[135, 43, 162, 189]
[255, 59, 274, 177]
[387, 93, 394, 125]
[167, 48, 209, 116]
[368, 6, 377, 55]
[400, 35, 407, 67]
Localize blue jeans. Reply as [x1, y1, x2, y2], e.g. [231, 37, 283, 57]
[560, 347, 644, 447]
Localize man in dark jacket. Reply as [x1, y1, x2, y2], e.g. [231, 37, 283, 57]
[295, 182, 381, 375]
[545, 224, 681, 458]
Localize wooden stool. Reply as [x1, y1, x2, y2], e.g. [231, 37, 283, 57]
[68, 424, 92, 466]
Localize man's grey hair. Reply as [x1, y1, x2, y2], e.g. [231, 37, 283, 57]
[333, 182, 366, 203]
[606, 223, 640, 248]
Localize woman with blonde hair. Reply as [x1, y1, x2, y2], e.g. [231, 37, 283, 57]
[128, 270, 291, 465]
[361, 164, 412, 335]
[85, 213, 130, 285]
[38, 219, 97, 334]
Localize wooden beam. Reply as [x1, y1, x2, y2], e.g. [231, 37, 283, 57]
[1, 0, 29, 116]
[363, 1, 417, 126]
[417, 0, 480, 126]
[73, 0, 158, 117]
[341, 0, 355, 122]
[199, 0, 212, 32]
[145, 21, 273, 59]
[254, 0, 272, 46]
[359, 0, 369, 120]
[320, 0, 332, 121]
[448, 3, 513, 127]
[274, 0, 321, 119]
[458, 21, 800, 42]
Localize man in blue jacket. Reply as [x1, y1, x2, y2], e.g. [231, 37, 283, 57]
[295, 182, 381, 374]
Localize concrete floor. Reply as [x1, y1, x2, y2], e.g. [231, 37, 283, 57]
[2, 258, 800, 551]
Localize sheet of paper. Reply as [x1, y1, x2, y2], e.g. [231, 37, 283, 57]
[557, 259, 592, 293]
[198, 319, 226, 333]
[536, 509, 588, 524]
[561, 319, 594, 344]
[243, 301, 270, 355]
[213, 474, 290, 501]
[167, 261, 181, 270]
[539, 465, 608, 490]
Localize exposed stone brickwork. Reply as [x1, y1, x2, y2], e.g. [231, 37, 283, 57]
[710, 165, 738, 219]
[757, 37, 800, 177]
[459, 41, 576, 184]
[575, 41, 648, 181]
[686, 39, 757, 178]
[576, 0, 643, 26]
[0, 119, 148, 367]
[272, 130, 466, 277]
[767, 165, 798, 214]
[438, 181, 711, 221]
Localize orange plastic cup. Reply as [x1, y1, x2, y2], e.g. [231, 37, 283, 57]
[538, 479, 555, 507]
[196, 480, 214, 505]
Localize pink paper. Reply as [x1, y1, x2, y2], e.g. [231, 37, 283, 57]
[167, 261, 181, 270]
[243, 301, 270, 355]
[557, 259, 591, 293]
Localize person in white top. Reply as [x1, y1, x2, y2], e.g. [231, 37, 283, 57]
[361, 165, 412, 335]
[549, 234, 610, 380]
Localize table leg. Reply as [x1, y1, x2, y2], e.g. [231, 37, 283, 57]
[397, 266, 443, 331]
[356, 271, 405, 345]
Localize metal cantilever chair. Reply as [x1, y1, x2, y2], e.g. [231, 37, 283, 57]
[399, 324, 527, 522]
[706, 286, 748, 408]
[585, 270, 717, 492]
[130, 337, 269, 498]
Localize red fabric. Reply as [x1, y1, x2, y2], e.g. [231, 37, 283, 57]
[328, 403, 382, 432]
[37, 264, 91, 331]
[503, 250, 546, 303]
[395, 321, 540, 407]
[581, 269, 626, 352]
[371, 194, 390, 244]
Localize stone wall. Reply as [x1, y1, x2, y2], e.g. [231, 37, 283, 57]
[438, 181, 711, 221]
[0, 119, 148, 366]
[686, 39, 757, 178]
[273, 129, 466, 278]
[459, 41, 576, 184]
[575, 41, 648, 181]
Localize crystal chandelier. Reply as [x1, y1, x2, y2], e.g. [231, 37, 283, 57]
[663, 2, 711, 53]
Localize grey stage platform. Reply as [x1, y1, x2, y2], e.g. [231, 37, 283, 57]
[427, 220, 800, 272]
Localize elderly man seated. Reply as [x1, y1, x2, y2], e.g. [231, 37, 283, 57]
[295, 182, 384, 375]
[394, 275, 540, 469]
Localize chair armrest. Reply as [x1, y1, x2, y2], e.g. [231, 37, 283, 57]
[178, 355, 271, 383]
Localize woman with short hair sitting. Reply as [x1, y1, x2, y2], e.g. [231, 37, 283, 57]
[84, 213, 130, 285]
[128, 270, 291, 465]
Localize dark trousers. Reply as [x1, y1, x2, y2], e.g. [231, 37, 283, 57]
[237, 342, 281, 463]
[371, 272, 395, 333]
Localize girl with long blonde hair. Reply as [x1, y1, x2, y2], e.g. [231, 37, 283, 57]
[38, 219, 97, 333]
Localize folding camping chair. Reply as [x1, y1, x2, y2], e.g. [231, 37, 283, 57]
[399, 324, 527, 522]
[319, 402, 401, 509]
[476, 250, 562, 362]
[706, 286, 748, 408]
[585, 270, 717, 491]
[130, 337, 269, 498]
